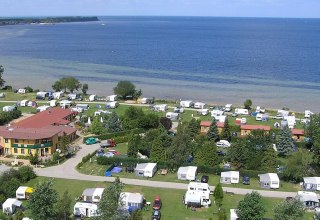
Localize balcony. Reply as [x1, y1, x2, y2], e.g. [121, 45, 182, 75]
[12, 142, 53, 149]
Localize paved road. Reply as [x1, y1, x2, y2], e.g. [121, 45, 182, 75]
[35, 143, 297, 199]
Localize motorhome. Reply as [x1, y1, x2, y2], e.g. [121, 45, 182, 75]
[73, 202, 99, 218]
[184, 182, 211, 208]
[36, 105, 50, 112]
[153, 104, 167, 112]
[224, 104, 232, 112]
[140, 97, 153, 104]
[60, 100, 72, 108]
[197, 109, 209, 116]
[20, 100, 29, 107]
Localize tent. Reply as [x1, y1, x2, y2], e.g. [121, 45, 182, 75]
[74, 202, 99, 218]
[303, 177, 320, 191]
[258, 173, 280, 189]
[2, 198, 22, 214]
[220, 171, 239, 184]
[296, 191, 319, 209]
[177, 166, 197, 181]
[16, 186, 33, 199]
[82, 188, 105, 203]
[120, 192, 144, 211]
[135, 163, 157, 178]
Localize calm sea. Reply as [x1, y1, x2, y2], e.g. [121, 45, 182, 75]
[0, 16, 320, 111]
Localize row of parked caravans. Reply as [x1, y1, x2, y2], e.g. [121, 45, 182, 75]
[2, 186, 33, 215]
[74, 188, 144, 218]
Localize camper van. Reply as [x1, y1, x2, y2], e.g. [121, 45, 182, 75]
[224, 104, 232, 112]
[166, 112, 179, 120]
[180, 100, 194, 108]
[89, 95, 96, 102]
[74, 202, 99, 218]
[194, 102, 206, 109]
[107, 95, 117, 102]
[20, 100, 29, 107]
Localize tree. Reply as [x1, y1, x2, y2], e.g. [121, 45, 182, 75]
[259, 146, 278, 172]
[52, 77, 81, 93]
[127, 134, 141, 158]
[277, 125, 295, 156]
[0, 65, 5, 87]
[315, 212, 320, 220]
[236, 191, 266, 220]
[221, 118, 231, 141]
[13, 209, 25, 220]
[187, 118, 200, 139]
[273, 198, 306, 220]
[168, 125, 192, 166]
[113, 81, 140, 100]
[29, 180, 58, 220]
[96, 177, 128, 220]
[244, 99, 253, 110]
[305, 114, 320, 164]
[91, 117, 105, 135]
[218, 208, 227, 220]
[207, 119, 219, 142]
[106, 112, 122, 133]
[52, 80, 63, 91]
[150, 137, 166, 162]
[194, 141, 218, 167]
[282, 149, 314, 182]
[59, 132, 69, 154]
[81, 83, 89, 95]
[228, 139, 250, 169]
[2, 178, 20, 197]
[29, 154, 40, 165]
[159, 117, 172, 131]
[213, 183, 224, 207]
[56, 190, 72, 220]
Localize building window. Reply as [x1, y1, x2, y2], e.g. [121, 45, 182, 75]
[35, 139, 39, 144]
[4, 139, 8, 143]
[28, 149, 32, 155]
[15, 139, 19, 143]
[14, 148, 18, 154]
[45, 148, 49, 153]
[21, 149, 25, 154]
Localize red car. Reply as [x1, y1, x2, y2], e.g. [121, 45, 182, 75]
[153, 195, 162, 210]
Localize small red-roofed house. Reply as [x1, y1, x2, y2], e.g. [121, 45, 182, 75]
[240, 125, 271, 136]
[291, 129, 305, 141]
[200, 121, 225, 134]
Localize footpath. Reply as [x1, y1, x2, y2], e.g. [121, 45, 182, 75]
[35, 142, 297, 199]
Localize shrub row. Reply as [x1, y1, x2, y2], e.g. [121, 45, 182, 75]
[77, 151, 97, 169]
[83, 128, 144, 142]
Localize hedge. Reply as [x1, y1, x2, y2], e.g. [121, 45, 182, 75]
[77, 151, 97, 169]
[83, 128, 144, 142]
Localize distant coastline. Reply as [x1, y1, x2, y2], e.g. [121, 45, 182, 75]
[0, 16, 99, 26]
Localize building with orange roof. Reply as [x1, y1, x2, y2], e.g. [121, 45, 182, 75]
[240, 125, 271, 136]
[291, 129, 305, 141]
[0, 107, 77, 156]
[200, 121, 225, 134]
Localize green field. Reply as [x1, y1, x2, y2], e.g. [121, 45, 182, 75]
[22, 177, 293, 220]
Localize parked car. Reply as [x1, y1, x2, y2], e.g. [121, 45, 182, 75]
[201, 175, 209, 183]
[85, 137, 100, 145]
[216, 140, 231, 148]
[153, 196, 162, 210]
[100, 139, 117, 148]
[152, 210, 161, 220]
[216, 150, 226, 156]
[243, 176, 250, 185]
[231, 113, 238, 117]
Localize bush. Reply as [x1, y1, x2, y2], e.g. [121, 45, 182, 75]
[17, 166, 36, 182]
[96, 156, 149, 166]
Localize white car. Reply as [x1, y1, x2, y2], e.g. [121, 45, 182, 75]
[216, 140, 231, 148]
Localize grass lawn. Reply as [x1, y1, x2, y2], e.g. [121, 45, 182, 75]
[24, 177, 289, 220]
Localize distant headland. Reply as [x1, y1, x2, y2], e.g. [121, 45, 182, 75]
[0, 16, 99, 26]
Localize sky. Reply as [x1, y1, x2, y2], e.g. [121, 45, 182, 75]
[1, 0, 320, 18]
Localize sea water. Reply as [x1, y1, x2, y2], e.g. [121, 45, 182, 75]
[0, 16, 319, 111]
